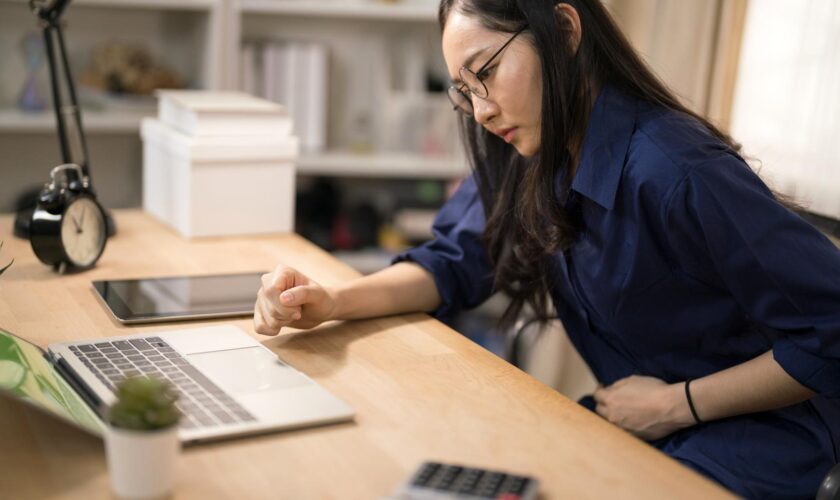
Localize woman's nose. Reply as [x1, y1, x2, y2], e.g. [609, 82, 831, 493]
[472, 96, 499, 126]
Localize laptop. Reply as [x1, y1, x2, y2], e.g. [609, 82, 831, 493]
[0, 325, 354, 443]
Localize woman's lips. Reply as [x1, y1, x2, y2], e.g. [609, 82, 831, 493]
[495, 127, 518, 143]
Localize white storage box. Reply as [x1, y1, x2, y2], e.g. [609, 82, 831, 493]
[141, 118, 298, 238]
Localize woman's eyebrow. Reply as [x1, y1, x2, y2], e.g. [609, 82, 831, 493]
[450, 46, 492, 84]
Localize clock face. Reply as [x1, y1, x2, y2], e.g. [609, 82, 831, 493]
[60, 197, 106, 267]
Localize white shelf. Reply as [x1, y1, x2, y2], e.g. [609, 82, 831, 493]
[0, 109, 153, 134]
[239, 0, 437, 20]
[297, 151, 467, 179]
[0, 0, 217, 11]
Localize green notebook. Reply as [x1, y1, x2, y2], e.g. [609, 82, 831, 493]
[0, 328, 104, 436]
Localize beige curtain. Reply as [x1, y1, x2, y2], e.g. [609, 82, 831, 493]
[605, 0, 748, 131]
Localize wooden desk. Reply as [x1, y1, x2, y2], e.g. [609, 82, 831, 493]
[0, 210, 734, 499]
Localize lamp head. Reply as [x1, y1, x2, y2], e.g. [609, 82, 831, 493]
[29, 0, 71, 22]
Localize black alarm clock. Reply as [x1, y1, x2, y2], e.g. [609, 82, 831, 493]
[30, 163, 107, 274]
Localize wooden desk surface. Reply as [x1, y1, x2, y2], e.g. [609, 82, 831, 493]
[0, 210, 734, 499]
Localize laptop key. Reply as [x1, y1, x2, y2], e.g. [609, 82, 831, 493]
[78, 345, 96, 352]
[214, 411, 235, 424]
[129, 339, 155, 351]
[94, 342, 112, 348]
[195, 413, 215, 426]
[180, 366, 222, 393]
[112, 341, 133, 351]
[232, 409, 256, 421]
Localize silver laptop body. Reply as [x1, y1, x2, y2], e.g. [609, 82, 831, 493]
[47, 325, 354, 443]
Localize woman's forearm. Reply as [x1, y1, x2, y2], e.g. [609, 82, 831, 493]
[684, 351, 816, 423]
[327, 262, 441, 321]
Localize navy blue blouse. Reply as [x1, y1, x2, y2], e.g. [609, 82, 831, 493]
[395, 85, 840, 498]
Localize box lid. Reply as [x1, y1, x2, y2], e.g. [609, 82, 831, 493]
[141, 118, 298, 163]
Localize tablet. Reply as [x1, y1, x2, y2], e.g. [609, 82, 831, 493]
[92, 272, 267, 324]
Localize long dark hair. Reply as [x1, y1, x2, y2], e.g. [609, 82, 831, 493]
[438, 0, 741, 328]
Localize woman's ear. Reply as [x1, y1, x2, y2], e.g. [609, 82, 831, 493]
[555, 2, 582, 54]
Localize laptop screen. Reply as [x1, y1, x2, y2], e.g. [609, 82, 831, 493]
[0, 329, 103, 436]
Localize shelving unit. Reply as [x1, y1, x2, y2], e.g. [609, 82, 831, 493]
[0, 0, 459, 179]
[0, 109, 153, 133]
[297, 151, 465, 179]
[0, 0, 217, 9]
[238, 0, 437, 21]
[0, 0, 462, 273]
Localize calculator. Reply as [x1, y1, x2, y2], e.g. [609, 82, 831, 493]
[391, 461, 540, 500]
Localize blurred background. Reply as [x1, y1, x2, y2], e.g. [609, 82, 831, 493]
[1, 0, 838, 398]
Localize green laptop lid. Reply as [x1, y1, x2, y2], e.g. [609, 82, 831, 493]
[0, 328, 103, 437]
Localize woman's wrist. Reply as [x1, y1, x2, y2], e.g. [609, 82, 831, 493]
[324, 284, 346, 321]
[663, 382, 699, 430]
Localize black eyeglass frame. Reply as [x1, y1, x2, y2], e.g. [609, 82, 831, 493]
[448, 26, 528, 115]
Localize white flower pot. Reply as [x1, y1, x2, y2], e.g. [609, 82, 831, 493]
[105, 425, 180, 499]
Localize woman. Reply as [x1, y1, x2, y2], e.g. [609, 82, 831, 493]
[253, 1, 840, 497]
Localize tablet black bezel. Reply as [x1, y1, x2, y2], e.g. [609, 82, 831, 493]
[91, 272, 266, 324]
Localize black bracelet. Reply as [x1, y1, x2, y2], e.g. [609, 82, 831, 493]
[685, 379, 703, 424]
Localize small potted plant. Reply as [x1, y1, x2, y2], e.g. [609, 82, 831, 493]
[105, 376, 181, 499]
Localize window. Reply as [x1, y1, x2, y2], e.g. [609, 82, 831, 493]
[730, 0, 840, 218]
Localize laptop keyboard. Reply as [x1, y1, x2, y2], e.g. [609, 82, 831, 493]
[69, 336, 256, 429]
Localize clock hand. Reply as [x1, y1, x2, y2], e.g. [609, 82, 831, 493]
[71, 215, 81, 232]
[79, 207, 86, 227]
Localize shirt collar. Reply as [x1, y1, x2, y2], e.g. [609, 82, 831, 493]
[569, 84, 638, 211]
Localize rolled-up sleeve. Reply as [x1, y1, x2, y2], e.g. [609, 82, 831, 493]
[665, 155, 840, 398]
[392, 175, 495, 322]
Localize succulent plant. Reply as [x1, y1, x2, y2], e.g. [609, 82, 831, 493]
[0, 241, 12, 276]
[106, 376, 180, 431]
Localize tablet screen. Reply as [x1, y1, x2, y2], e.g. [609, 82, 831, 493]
[92, 272, 266, 324]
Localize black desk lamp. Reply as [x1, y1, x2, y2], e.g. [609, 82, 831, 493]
[14, 0, 116, 239]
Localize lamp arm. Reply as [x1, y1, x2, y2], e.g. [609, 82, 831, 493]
[32, 0, 93, 185]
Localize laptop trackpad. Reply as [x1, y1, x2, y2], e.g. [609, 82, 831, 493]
[186, 347, 311, 396]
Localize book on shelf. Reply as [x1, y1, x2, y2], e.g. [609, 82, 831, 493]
[242, 39, 329, 153]
[241, 43, 260, 97]
[303, 42, 328, 153]
[156, 90, 292, 137]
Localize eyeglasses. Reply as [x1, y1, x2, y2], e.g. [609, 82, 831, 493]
[447, 27, 527, 116]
